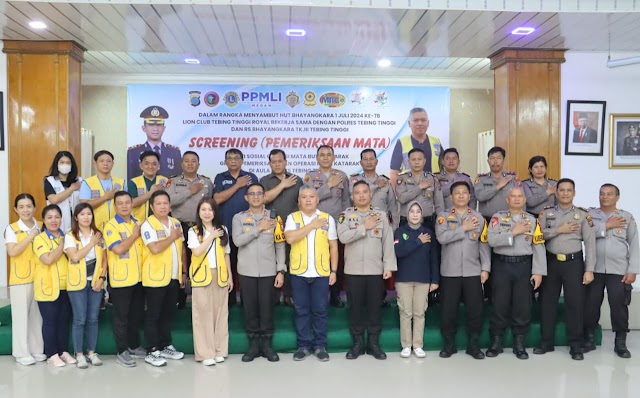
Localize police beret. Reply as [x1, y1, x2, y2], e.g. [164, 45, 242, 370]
[140, 106, 169, 124]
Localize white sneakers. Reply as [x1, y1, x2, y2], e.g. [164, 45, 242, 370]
[400, 347, 426, 358]
[32, 353, 47, 362]
[16, 356, 36, 366]
[414, 348, 426, 358]
[47, 354, 65, 367]
[214, 357, 225, 363]
[202, 358, 216, 366]
[160, 345, 185, 360]
[145, 350, 167, 367]
[400, 348, 412, 358]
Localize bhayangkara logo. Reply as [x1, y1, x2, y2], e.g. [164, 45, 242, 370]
[189, 91, 201, 107]
[319, 92, 346, 108]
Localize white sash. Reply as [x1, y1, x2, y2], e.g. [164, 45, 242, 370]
[46, 176, 83, 233]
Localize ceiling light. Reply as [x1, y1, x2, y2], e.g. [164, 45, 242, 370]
[377, 59, 391, 68]
[28, 21, 47, 30]
[285, 29, 306, 37]
[184, 58, 200, 65]
[511, 27, 535, 35]
[607, 56, 640, 68]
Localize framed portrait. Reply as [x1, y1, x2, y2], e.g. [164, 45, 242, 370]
[609, 114, 640, 169]
[564, 100, 606, 156]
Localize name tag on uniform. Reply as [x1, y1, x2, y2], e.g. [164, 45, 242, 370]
[119, 232, 128, 239]
[90, 190, 101, 199]
[157, 230, 167, 239]
[222, 180, 234, 186]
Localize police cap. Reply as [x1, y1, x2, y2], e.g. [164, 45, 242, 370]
[140, 106, 169, 125]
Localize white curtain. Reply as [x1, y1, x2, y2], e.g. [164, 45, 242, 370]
[477, 130, 495, 174]
[80, 128, 94, 178]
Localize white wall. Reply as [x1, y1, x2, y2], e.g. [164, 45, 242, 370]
[0, 47, 8, 292]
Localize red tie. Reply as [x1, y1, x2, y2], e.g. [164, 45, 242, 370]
[580, 128, 585, 142]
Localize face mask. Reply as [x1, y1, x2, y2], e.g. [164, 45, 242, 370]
[58, 164, 72, 175]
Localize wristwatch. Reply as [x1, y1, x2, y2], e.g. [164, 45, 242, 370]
[277, 270, 286, 275]
[330, 270, 337, 274]
[99, 276, 106, 281]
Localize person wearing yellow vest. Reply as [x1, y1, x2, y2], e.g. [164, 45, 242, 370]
[80, 150, 125, 231]
[232, 183, 286, 363]
[33, 204, 74, 367]
[63, 203, 107, 369]
[128, 151, 169, 221]
[188, 198, 232, 366]
[284, 185, 338, 362]
[140, 190, 187, 367]
[389, 107, 443, 188]
[103, 191, 147, 368]
[3, 193, 45, 366]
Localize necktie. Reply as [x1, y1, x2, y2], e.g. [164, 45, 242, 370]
[579, 129, 585, 142]
[153, 145, 160, 154]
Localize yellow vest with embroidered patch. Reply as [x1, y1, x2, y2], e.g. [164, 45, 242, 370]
[189, 226, 229, 287]
[399, 134, 441, 173]
[84, 176, 126, 231]
[104, 217, 143, 288]
[141, 215, 183, 287]
[7, 222, 41, 285]
[65, 232, 105, 291]
[33, 232, 69, 302]
[130, 175, 168, 221]
[289, 211, 331, 276]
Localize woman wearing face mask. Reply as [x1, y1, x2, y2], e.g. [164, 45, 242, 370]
[44, 151, 83, 233]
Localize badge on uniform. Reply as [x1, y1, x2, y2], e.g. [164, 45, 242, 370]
[338, 213, 345, 224]
[437, 217, 445, 224]
[574, 213, 580, 220]
[157, 230, 167, 239]
[114, 184, 122, 190]
[304, 175, 310, 183]
[402, 233, 409, 240]
[106, 230, 113, 236]
[472, 232, 477, 238]
[91, 190, 100, 199]
[373, 228, 381, 236]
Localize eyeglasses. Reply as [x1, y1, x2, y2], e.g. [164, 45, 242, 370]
[246, 192, 264, 197]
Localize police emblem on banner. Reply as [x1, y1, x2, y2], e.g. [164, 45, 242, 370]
[350, 91, 365, 105]
[224, 91, 239, 107]
[286, 91, 300, 108]
[373, 91, 388, 106]
[189, 91, 201, 107]
[304, 91, 316, 107]
[204, 91, 220, 107]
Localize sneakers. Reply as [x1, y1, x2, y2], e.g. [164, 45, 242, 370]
[314, 347, 330, 362]
[128, 346, 147, 359]
[16, 356, 36, 366]
[160, 345, 184, 360]
[202, 358, 216, 366]
[87, 353, 102, 366]
[413, 348, 426, 358]
[47, 354, 66, 367]
[293, 348, 311, 361]
[116, 351, 137, 368]
[145, 350, 167, 367]
[400, 348, 412, 358]
[60, 352, 77, 364]
[76, 355, 88, 369]
[214, 357, 225, 363]
[32, 353, 47, 362]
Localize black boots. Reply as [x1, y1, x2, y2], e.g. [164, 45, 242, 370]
[366, 334, 387, 360]
[485, 335, 503, 358]
[583, 330, 596, 353]
[533, 341, 555, 355]
[242, 334, 262, 362]
[346, 335, 366, 359]
[614, 331, 632, 359]
[465, 335, 485, 360]
[261, 334, 280, 362]
[513, 334, 529, 360]
[439, 335, 457, 358]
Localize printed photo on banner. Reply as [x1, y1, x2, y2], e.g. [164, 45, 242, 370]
[564, 100, 606, 156]
[609, 113, 640, 169]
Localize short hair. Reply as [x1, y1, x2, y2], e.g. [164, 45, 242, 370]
[150, 190, 170, 205]
[408, 148, 425, 158]
[225, 148, 243, 159]
[298, 184, 317, 196]
[42, 204, 62, 219]
[352, 180, 370, 191]
[528, 155, 547, 178]
[246, 183, 265, 193]
[94, 150, 114, 162]
[557, 178, 575, 190]
[14, 193, 36, 208]
[409, 107, 428, 118]
[441, 148, 459, 158]
[487, 146, 506, 158]
[317, 145, 334, 155]
[600, 183, 620, 196]
[269, 149, 287, 161]
[449, 181, 470, 195]
[183, 151, 200, 162]
[114, 191, 132, 202]
[360, 149, 376, 159]
[139, 150, 160, 163]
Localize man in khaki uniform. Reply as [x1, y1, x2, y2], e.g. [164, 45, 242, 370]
[435, 148, 477, 210]
[337, 181, 396, 360]
[474, 147, 520, 221]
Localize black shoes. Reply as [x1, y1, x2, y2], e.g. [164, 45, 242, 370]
[614, 331, 632, 359]
[283, 296, 294, 307]
[485, 335, 503, 358]
[583, 330, 596, 353]
[346, 335, 366, 360]
[533, 342, 555, 355]
[570, 345, 584, 361]
[439, 336, 457, 358]
[241, 334, 262, 362]
[366, 335, 387, 360]
[314, 347, 330, 362]
[293, 348, 311, 361]
[261, 334, 280, 362]
[512, 335, 529, 360]
[465, 336, 484, 360]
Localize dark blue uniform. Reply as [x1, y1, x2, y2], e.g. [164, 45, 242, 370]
[127, 142, 182, 180]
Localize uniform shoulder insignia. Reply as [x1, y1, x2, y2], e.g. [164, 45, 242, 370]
[165, 143, 180, 150]
[380, 175, 390, 180]
[128, 143, 144, 150]
[398, 171, 410, 176]
[548, 178, 557, 182]
[461, 172, 470, 177]
[577, 206, 590, 213]
[350, 173, 360, 177]
[169, 174, 181, 179]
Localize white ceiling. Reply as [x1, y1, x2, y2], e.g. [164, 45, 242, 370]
[1, 1, 640, 80]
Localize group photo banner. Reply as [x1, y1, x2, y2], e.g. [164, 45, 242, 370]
[127, 84, 450, 179]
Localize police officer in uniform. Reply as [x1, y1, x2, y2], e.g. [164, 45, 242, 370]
[435, 148, 476, 210]
[584, 184, 639, 358]
[486, 187, 546, 360]
[436, 181, 490, 359]
[522, 156, 557, 218]
[535, 178, 596, 360]
[127, 106, 182, 180]
[396, 148, 444, 229]
[474, 147, 520, 222]
[337, 181, 396, 360]
[304, 145, 351, 307]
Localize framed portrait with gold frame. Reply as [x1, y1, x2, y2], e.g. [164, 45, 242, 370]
[609, 113, 640, 169]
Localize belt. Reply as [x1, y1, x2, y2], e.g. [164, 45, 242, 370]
[547, 250, 583, 262]
[494, 254, 532, 263]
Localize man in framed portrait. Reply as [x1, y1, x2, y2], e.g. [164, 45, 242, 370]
[572, 113, 597, 144]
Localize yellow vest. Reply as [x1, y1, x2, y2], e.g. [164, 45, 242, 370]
[189, 226, 229, 287]
[7, 221, 42, 285]
[141, 215, 183, 287]
[65, 232, 105, 291]
[103, 215, 143, 288]
[289, 211, 331, 276]
[399, 134, 441, 173]
[130, 175, 168, 221]
[33, 231, 69, 302]
[84, 175, 125, 231]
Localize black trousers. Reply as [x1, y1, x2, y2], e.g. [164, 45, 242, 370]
[330, 242, 345, 300]
[111, 282, 145, 353]
[177, 222, 194, 306]
[490, 255, 533, 336]
[346, 274, 384, 336]
[440, 276, 484, 338]
[539, 253, 585, 346]
[229, 242, 239, 304]
[144, 280, 179, 351]
[240, 275, 276, 334]
[274, 244, 292, 303]
[585, 273, 632, 333]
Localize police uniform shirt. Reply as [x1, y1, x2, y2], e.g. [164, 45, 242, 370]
[588, 208, 640, 275]
[336, 206, 397, 275]
[260, 172, 303, 220]
[166, 174, 214, 223]
[395, 172, 444, 217]
[141, 219, 183, 279]
[538, 205, 596, 271]
[303, 169, 351, 220]
[213, 169, 259, 234]
[231, 208, 286, 277]
[436, 208, 490, 276]
[487, 210, 547, 275]
[474, 171, 520, 219]
[435, 170, 477, 210]
[187, 226, 231, 269]
[348, 173, 399, 227]
[284, 210, 338, 278]
[522, 178, 557, 215]
[127, 142, 182, 181]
